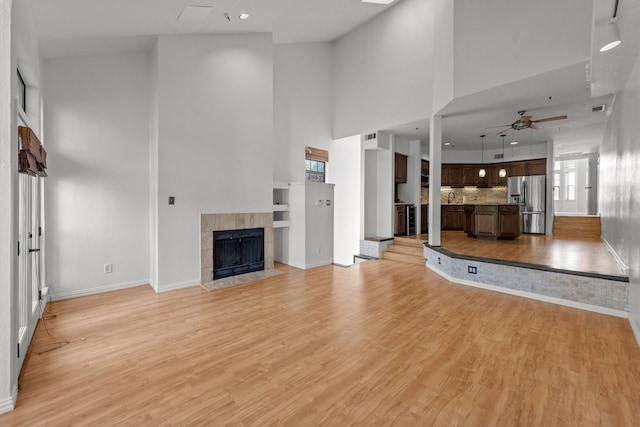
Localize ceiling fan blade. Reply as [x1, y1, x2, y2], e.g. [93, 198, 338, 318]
[533, 115, 567, 123]
[530, 123, 542, 130]
[496, 127, 512, 135]
[484, 124, 511, 129]
[520, 115, 532, 122]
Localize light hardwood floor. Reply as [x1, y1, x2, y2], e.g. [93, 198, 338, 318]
[2, 260, 639, 426]
[410, 231, 624, 277]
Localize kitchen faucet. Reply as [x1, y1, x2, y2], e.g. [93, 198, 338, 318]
[447, 192, 456, 204]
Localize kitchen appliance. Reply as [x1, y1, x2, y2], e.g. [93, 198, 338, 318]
[406, 204, 416, 236]
[507, 175, 546, 234]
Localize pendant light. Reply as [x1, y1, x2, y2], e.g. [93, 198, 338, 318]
[499, 134, 507, 178]
[478, 135, 486, 177]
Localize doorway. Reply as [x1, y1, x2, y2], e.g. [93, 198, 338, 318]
[553, 154, 598, 215]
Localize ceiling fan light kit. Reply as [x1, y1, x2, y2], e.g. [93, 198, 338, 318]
[493, 110, 568, 135]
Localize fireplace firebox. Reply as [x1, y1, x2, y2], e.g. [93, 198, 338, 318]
[213, 228, 264, 280]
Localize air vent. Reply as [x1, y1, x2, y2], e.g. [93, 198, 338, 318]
[494, 154, 504, 160]
[365, 133, 377, 141]
[592, 104, 606, 113]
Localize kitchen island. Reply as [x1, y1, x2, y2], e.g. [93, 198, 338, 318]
[463, 204, 522, 240]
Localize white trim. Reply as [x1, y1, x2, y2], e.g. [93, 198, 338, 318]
[50, 279, 150, 301]
[427, 264, 629, 319]
[0, 385, 18, 415]
[305, 260, 334, 269]
[629, 317, 640, 349]
[601, 236, 628, 275]
[156, 279, 200, 293]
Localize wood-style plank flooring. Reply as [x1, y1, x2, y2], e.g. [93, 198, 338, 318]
[409, 231, 625, 277]
[2, 261, 639, 426]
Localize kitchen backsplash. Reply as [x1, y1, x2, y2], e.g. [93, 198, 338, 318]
[421, 187, 507, 205]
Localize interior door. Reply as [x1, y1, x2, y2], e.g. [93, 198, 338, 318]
[17, 171, 42, 374]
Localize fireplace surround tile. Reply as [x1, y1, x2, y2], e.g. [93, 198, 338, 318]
[200, 212, 273, 286]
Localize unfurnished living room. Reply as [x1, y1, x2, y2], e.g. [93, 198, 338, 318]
[1, 0, 640, 425]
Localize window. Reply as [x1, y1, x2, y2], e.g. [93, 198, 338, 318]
[553, 173, 560, 201]
[305, 146, 329, 183]
[17, 69, 26, 113]
[565, 171, 576, 201]
[305, 159, 325, 182]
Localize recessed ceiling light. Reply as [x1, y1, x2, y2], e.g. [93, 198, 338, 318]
[361, 0, 395, 4]
[443, 142, 451, 146]
[177, 5, 213, 22]
[510, 141, 518, 145]
[239, 13, 250, 20]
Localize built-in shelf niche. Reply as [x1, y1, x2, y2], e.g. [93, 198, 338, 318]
[273, 182, 290, 228]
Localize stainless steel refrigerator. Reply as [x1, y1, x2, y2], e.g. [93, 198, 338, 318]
[507, 175, 546, 234]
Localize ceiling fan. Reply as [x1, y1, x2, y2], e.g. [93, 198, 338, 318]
[491, 110, 568, 135]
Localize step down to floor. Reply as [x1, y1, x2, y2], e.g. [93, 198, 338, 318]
[381, 251, 425, 265]
[553, 216, 601, 240]
[386, 243, 423, 256]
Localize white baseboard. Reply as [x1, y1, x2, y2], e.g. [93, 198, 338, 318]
[305, 259, 333, 269]
[0, 385, 18, 415]
[427, 264, 629, 319]
[630, 317, 640, 349]
[50, 279, 150, 301]
[156, 279, 200, 293]
[601, 236, 628, 275]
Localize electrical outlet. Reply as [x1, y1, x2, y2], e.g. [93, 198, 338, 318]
[468, 266, 477, 274]
[104, 263, 113, 274]
[438, 257, 441, 265]
[316, 199, 323, 206]
[168, 196, 175, 205]
[316, 248, 321, 255]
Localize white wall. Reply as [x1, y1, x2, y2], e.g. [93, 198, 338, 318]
[599, 48, 640, 344]
[0, 0, 17, 412]
[148, 41, 159, 290]
[364, 149, 378, 238]
[376, 148, 393, 237]
[332, 0, 434, 139]
[453, 0, 591, 98]
[154, 34, 273, 289]
[44, 52, 151, 299]
[274, 43, 332, 183]
[327, 135, 361, 266]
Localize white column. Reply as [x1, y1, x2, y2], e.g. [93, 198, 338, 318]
[429, 115, 442, 246]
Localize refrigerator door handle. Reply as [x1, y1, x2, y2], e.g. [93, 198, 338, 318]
[523, 181, 527, 206]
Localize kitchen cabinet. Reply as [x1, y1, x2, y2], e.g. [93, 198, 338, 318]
[498, 204, 522, 238]
[526, 159, 546, 176]
[509, 161, 527, 177]
[421, 204, 428, 234]
[394, 205, 406, 236]
[442, 205, 464, 230]
[395, 153, 408, 183]
[488, 164, 508, 186]
[464, 204, 522, 239]
[442, 164, 463, 187]
[421, 160, 429, 177]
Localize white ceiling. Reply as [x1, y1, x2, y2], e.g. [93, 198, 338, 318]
[386, 0, 640, 157]
[30, 0, 400, 58]
[29, 0, 640, 157]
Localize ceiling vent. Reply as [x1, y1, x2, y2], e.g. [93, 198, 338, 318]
[592, 104, 607, 113]
[177, 5, 213, 22]
[365, 133, 377, 140]
[494, 153, 504, 160]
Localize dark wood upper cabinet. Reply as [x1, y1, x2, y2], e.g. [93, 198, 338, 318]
[439, 158, 545, 187]
[443, 164, 463, 187]
[395, 153, 408, 183]
[526, 158, 546, 176]
[508, 161, 527, 177]
[421, 160, 429, 176]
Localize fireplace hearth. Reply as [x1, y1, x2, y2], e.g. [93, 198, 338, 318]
[213, 228, 264, 280]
